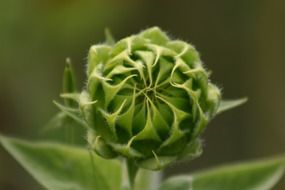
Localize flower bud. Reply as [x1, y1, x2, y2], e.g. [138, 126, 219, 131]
[78, 27, 221, 170]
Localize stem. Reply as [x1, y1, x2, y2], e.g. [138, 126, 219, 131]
[126, 159, 139, 190]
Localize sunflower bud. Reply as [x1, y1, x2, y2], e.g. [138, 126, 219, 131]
[75, 27, 222, 170]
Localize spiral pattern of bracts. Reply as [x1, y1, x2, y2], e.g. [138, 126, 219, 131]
[80, 27, 221, 170]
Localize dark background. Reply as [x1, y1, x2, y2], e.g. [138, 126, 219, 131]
[0, 0, 284, 189]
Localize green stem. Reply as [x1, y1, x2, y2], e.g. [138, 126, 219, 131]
[126, 159, 139, 190]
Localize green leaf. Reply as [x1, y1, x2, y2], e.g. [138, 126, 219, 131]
[192, 157, 285, 190]
[158, 176, 192, 190]
[0, 135, 122, 190]
[217, 98, 248, 114]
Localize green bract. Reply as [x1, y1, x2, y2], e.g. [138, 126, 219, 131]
[59, 27, 224, 170]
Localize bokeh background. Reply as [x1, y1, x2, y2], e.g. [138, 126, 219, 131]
[0, 0, 284, 189]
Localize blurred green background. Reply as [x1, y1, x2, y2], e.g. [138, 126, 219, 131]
[0, 0, 284, 189]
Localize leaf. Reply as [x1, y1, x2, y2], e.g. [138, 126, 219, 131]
[158, 176, 192, 190]
[192, 157, 285, 190]
[0, 135, 122, 190]
[217, 98, 248, 114]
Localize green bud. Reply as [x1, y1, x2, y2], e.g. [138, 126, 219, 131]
[57, 27, 248, 170]
[79, 27, 222, 170]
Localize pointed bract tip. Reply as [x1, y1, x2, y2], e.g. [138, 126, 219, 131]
[104, 28, 115, 45]
[217, 97, 248, 115]
[65, 57, 72, 66]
